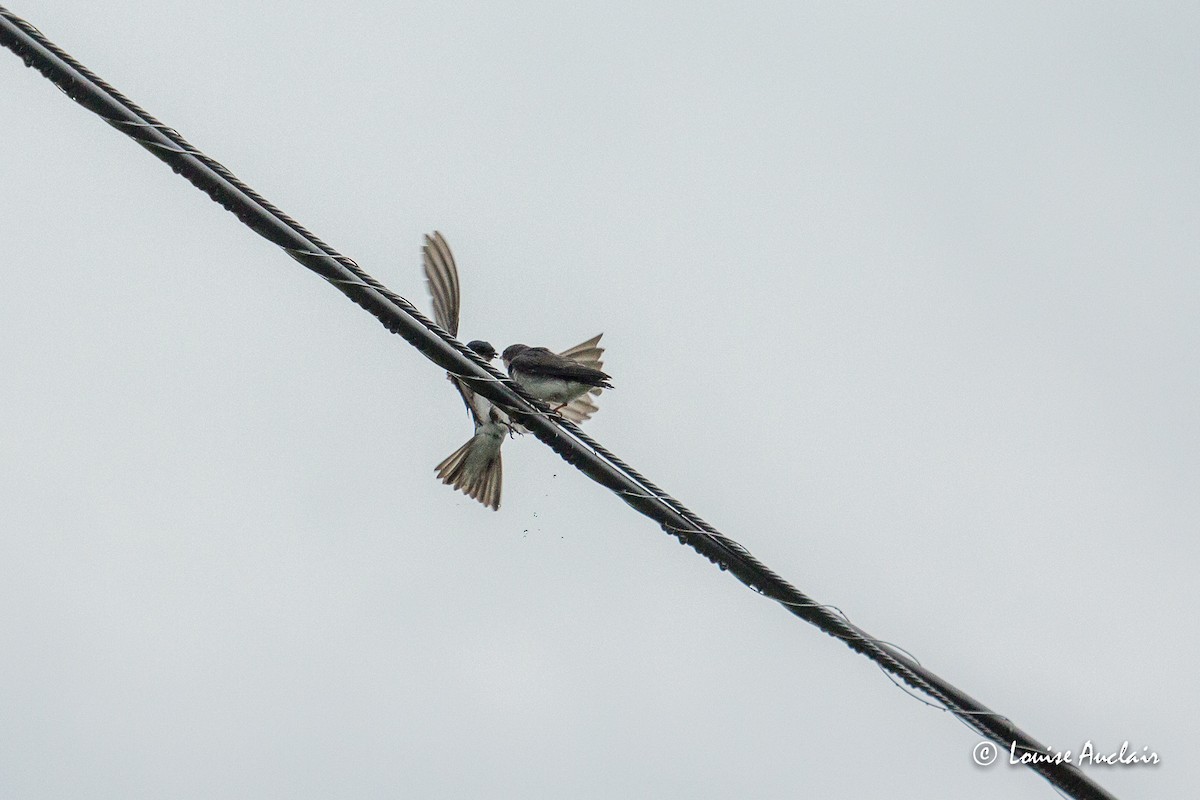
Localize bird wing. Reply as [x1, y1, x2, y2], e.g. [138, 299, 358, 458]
[422, 231, 460, 337]
[556, 334, 606, 423]
[423, 231, 484, 424]
[558, 333, 604, 371]
[515, 347, 611, 385]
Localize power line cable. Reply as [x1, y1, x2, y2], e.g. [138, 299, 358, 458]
[0, 8, 1118, 799]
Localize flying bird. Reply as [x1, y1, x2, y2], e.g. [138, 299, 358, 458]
[422, 232, 607, 509]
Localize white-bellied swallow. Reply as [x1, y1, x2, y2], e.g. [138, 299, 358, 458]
[501, 344, 614, 411]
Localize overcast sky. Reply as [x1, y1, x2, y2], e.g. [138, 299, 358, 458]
[2, 2, 1195, 798]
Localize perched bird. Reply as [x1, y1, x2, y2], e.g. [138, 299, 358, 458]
[422, 232, 606, 509]
[535, 334, 607, 424]
[502, 344, 614, 411]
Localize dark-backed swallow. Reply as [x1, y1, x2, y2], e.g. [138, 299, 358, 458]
[501, 344, 614, 411]
[422, 231, 606, 509]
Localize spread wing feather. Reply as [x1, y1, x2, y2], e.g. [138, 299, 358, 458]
[422, 231, 460, 337]
[423, 231, 481, 423]
[557, 333, 606, 422]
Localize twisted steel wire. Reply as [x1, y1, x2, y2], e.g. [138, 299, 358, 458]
[0, 8, 1116, 799]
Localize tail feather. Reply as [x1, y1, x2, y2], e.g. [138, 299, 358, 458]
[558, 392, 600, 423]
[435, 424, 504, 510]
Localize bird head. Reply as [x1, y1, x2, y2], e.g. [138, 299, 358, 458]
[501, 344, 529, 367]
[467, 340, 497, 360]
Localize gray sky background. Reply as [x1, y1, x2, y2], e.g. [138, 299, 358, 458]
[2, 2, 1195, 798]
